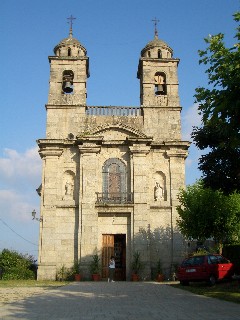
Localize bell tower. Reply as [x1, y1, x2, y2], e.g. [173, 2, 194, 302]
[47, 16, 89, 107]
[137, 20, 180, 108]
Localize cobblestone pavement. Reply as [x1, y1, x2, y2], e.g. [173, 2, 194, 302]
[1, 282, 240, 320]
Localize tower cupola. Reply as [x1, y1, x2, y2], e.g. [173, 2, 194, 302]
[54, 14, 87, 58]
[54, 30, 87, 58]
[140, 19, 173, 59]
[140, 37, 173, 59]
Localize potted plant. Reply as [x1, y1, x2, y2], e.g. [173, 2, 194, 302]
[56, 264, 68, 281]
[156, 258, 164, 282]
[73, 260, 81, 281]
[90, 254, 101, 281]
[131, 251, 143, 281]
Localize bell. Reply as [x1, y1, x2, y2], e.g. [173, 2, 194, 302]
[155, 84, 164, 95]
[63, 81, 73, 93]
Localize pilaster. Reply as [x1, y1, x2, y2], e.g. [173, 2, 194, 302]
[78, 142, 101, 261]
[129, 142, 151, 275]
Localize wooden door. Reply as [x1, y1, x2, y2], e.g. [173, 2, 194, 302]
[102, 234, 114, 279]
[102, 234, 126, 280]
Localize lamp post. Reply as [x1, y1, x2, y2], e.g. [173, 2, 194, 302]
[32, 209, 42, 222]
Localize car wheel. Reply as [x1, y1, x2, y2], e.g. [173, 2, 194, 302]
[180, 280, 189, 286]
[208, 275, 216, 286]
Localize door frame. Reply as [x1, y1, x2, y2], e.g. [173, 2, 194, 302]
[102, 233, 126, 280]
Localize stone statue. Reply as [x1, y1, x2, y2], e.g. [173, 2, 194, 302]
[65, 181, 73, 196]
[154, 182, 163, 201]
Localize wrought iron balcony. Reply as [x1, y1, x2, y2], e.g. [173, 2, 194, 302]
[96, 192, 133, 204]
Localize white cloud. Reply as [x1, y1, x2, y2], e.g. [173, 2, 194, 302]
[0, 146, 41, 222]
[0, 146, 41, 180]
[0, 189, 35, 222]
[182, 103, 202, 141]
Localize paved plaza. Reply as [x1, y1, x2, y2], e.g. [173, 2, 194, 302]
[1, 282, 240, 320]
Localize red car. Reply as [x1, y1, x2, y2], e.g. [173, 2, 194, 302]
[177, 254, 234, 286]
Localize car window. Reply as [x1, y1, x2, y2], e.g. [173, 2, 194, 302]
[182, 256, 204, 266]
[193, 256, 204, 265]
[208, 255, 229, 264]
[216, 255, 229, 264]
[209, 255, 218, 264]
[182, 257, 194, 266]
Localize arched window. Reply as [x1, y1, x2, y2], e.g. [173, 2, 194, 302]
[102, 158, 127, 202]
[68, 48, 71, 56]
[158, 49, 162, 58]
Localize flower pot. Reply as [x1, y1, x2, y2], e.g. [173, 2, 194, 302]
[156, 273, 164, 282]
[132, 273, 139, 281]
[92, 273, 101, 281]
[75, 274, 81, 281]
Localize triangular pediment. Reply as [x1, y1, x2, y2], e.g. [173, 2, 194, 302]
[89, 123, 147, 140]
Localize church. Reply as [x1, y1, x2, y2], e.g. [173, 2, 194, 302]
[36, 18, 190, 281]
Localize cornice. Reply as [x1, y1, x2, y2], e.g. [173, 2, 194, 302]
[78, 144, 101, 154]
[39, 149, 63, 158]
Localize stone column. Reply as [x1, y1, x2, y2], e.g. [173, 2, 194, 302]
[37, 147, 63, 280]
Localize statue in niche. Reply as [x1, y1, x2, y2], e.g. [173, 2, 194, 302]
[154, 182, 164, 201]
[64, 181, 74, 199]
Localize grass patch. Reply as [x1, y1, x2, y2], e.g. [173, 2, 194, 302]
[171, 280, 240, 304]
[0, 280, 70, 288]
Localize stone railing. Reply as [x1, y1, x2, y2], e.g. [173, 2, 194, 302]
[86, 106, 142, 116]
[96, 192, 134, 204]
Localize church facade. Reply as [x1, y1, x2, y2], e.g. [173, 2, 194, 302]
[37, 24, 190, 280]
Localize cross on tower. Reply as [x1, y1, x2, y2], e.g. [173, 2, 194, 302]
[152, 17, 159, 38]
[67, 15, 76, 36]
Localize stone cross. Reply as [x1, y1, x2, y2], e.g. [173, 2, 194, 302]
[67, 15, 76, 36]
[152, 17, 159, 38]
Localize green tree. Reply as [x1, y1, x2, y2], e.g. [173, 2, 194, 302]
[176, 181, 240, 251]
[192, 12, 240, 194]
[0, 249, 36, 280]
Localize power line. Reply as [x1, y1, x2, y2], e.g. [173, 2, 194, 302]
[0, 217, 38, 247]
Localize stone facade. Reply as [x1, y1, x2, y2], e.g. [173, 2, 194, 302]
[37, 28, 190, 281]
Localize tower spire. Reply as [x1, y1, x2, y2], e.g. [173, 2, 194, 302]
[152, 17, 159, 39]
[67, 15, 76, 38]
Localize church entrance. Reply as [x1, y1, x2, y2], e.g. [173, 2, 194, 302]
[102, 234, 126, 281]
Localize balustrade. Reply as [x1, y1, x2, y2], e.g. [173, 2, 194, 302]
[86, 106, 142, 116]
[96, 192, 133, 204]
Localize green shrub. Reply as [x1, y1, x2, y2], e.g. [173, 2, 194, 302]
[131, 251, 144, 275]
[0, 249, 36, 280]
[90, 254, 101, 274]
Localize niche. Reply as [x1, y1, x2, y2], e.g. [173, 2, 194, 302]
[153, 171, 166, 201]
[62, 170, 75, 200]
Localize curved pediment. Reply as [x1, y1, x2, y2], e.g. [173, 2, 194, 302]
[89, 123, 147, 140]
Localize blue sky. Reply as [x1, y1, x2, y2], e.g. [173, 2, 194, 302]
[0, 0, 239, 259]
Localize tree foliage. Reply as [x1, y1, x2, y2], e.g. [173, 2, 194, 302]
[0, 249, 36, 280]
[176, 181, 240, 247]
[192, 12, 240, 194]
